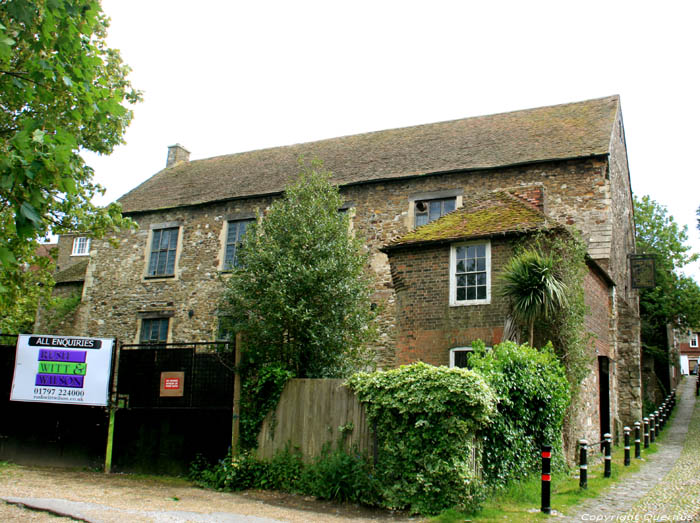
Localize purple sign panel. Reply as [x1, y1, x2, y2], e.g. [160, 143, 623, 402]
[35, 374, 85, 388]
[38, 350, 87, 363]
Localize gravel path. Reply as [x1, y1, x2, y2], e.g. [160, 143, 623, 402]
[565, 376, 699, 521]
[0, 465, 415, 523]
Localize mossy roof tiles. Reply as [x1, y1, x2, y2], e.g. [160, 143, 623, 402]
[383, 191, 559, 251]
[119, 96, 620, 214]
[54, 259, 89, 283]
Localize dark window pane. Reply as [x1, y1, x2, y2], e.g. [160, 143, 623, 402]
[453, 350, 470, 368]
[477, 273, 486, 285]
[457, 275, 466, 287]
[444, 199, 455, 214]
[467, 287, 476, 300]
[476, 258, 485, 271]
[477, 286, 486, 299]
[467, 273, 476, 286]
[456, 246, 466, 259]
[476, 244, 486, 257]
[456, 260, 465, 273]
[466, 258, 476, 272]
[416, 214, 428, 227]
[467, 246, 476, 258]
[457, 287, 466, 301]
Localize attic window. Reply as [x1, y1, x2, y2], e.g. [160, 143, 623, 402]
[415, 197, 456, 227]
[71, 237, 90, 256]
[691, 333, 698, 348]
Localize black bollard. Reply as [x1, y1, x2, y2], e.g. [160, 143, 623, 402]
[579, 439, 588, 489]
[624, 426, 631, 466]
[604, 433, 612, 478]
[650, 414, 656, 443]
[634, 421, 641, 459]
[541, 445, 552, 514]
[643, 417, 650, 449]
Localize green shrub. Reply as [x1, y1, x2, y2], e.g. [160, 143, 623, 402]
[190, 444, 376, 505]
[300, 443, 379, 505]
[347, 363, 497, 515]
[467, 340, 571, 487]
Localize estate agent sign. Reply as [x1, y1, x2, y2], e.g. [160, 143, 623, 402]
[10, 334, 115, 406]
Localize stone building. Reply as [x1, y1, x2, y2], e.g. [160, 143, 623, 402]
[39, 95, 642, 443]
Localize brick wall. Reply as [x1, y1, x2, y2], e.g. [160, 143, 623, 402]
[387, 240, 512, 365]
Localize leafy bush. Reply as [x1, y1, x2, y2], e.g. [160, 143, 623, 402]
[238, 363, 294, 450]
[467, 340, 571, 487]
[300, 444, 379, 505]
[347, 363, 497, 515]
[190, 444, 376, 505]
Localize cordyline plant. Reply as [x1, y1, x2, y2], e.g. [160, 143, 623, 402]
[500, 249, 568, 347]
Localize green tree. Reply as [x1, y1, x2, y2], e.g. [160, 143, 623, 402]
[500, 248, 568, 347]
[635, 196, 700, 357]
[221, 159, 378, 378]
[0, 0, 140, 326]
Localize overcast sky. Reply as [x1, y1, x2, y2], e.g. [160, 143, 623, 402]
[83, 0, 700, 280]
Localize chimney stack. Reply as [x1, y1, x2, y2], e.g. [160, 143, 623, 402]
[166, 143, 190, 168]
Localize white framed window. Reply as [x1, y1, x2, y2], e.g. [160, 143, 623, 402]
[71, 237, 90, 256]
[450, 241, 491, 306]
[449, 347, 473, 368]
[691, 333, 698, 348]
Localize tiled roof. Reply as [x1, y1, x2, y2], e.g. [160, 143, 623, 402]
[119, 96, 620, 213]
[383, 191, 560, 251]
[54, 259, 88, 284]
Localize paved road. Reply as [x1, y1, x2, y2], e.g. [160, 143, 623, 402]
[565, 376, 700, 521]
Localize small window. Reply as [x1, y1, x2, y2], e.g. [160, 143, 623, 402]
[216, 315, 235, 341]
[140, 318, 169, 344]
[450, 242, 490, 305]
[148, 227, 179, 277]
[224, 220, 253, 270]
[415, 197, 456, 227]
[691, 334, 698, 348]
[449, 347, 473, 368]
[71, 237, 90, 256]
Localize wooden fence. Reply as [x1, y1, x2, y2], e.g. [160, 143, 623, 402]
[256, 379, 373, 461]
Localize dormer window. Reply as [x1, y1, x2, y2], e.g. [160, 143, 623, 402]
[415, 197, 456, 227]
[71, 237, 90, 256]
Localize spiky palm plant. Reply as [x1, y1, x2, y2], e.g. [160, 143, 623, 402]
[500, 249, 568, 347]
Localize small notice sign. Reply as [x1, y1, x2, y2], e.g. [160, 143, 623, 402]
[10, 334, 114, 406]
[160, 371, 184, 397]
[630, 255, 656, 289]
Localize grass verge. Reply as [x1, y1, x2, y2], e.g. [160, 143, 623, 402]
[432, 439, 665, 522]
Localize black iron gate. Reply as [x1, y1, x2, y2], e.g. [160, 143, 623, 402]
[0, 336, 236, 473]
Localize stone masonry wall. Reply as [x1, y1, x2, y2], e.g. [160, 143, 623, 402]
[78, 155, 629, 369]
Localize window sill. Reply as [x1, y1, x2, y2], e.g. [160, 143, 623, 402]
[450, 299, 491, 307]
[143, 274, 176, 281]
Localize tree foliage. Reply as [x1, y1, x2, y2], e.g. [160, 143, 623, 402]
[0, 0, 140, 310]
[635, 196, 700, 354]
[221, 160, 378, 379]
